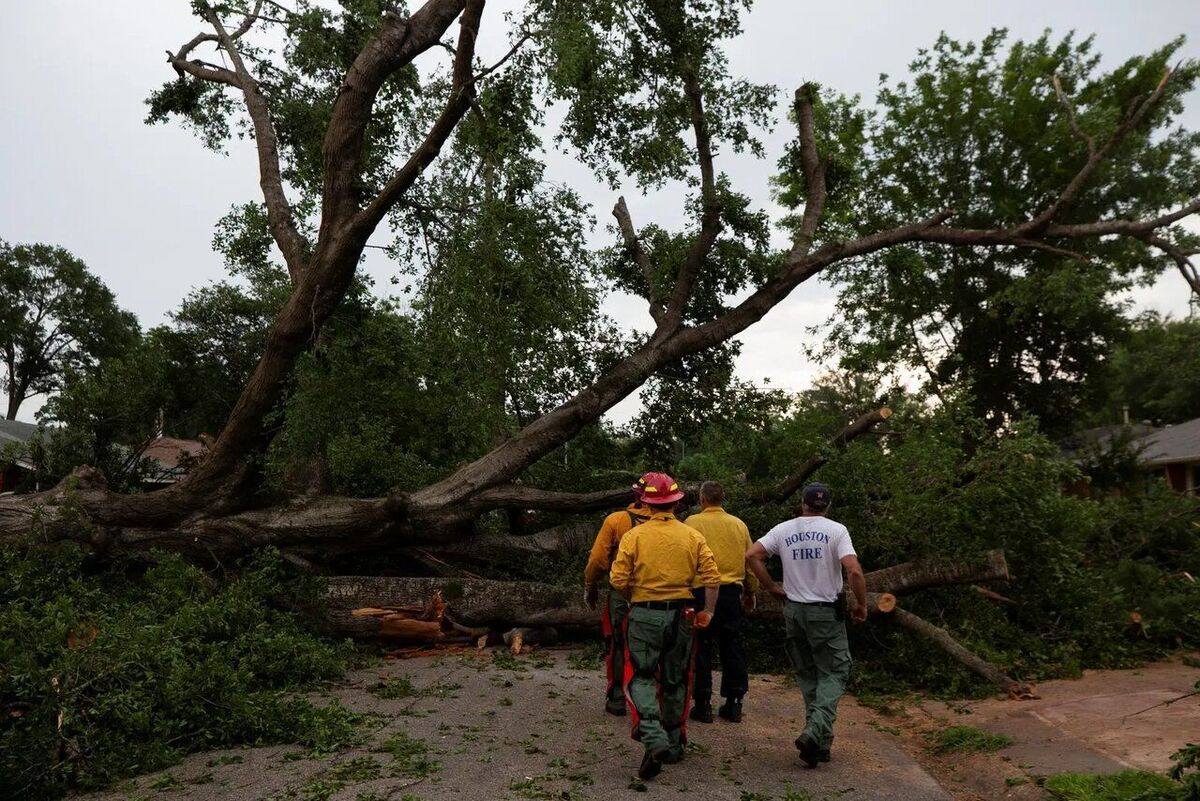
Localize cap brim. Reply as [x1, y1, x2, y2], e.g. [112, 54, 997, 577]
[646, 490, 686, 505]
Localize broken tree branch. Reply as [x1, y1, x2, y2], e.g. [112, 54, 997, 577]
[767, 407, 893, 503]
[325, 576, 595, 638]
[613, 196, 665, 324]
[892, 607, 1034, 698]
[790, 83, 829, 257]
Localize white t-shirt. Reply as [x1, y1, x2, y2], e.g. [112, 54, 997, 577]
[757, 515, 856, 603]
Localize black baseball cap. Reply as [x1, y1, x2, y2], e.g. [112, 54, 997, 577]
[802, 483, 831, 511]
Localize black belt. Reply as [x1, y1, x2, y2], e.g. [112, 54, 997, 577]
[788, 599, 838, 608]
[633, 599, 689, 610]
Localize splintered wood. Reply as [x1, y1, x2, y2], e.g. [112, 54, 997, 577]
[351, 590, 448, 642]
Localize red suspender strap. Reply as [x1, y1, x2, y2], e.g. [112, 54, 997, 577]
[681, 607, 698, 744]
[622, 615, 641, 740]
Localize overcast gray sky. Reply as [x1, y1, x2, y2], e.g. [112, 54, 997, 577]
[3, 1, 1198, 425]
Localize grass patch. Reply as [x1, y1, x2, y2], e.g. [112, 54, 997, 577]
[567, 642, 604, 671]
[370, 675, 420, 699]
[1044, 770, 1180, 800]
[206, 754, 245, 767]
[491, 650, 529, 672]
[376, 731, 440, 778]
[295, 756, 386, 801]
[148, 773, 182, 791]
[926, 725, 1013, 755]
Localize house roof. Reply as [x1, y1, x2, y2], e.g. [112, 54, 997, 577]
[139, 436, 207, 483]
[0, 418, 41, 470]
[1061, 423, 1159, 460]
[0, 418, 39, 447]
[1136, 417, 1200, 466]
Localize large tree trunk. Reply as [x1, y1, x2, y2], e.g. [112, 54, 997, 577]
[766, 407, 892, 502]
[324, 575, 902, 638]
[865, 549, 1010, 595]
[321, 549, 1011, 638]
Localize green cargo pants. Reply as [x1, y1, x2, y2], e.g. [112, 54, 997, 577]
[783, 601, 851, 750]
[624, 605, 695, 754]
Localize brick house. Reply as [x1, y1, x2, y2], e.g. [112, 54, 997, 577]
[1137, 417, 1200, 496]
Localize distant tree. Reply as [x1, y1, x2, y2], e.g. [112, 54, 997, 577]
[0, 241, 138, 420]
[782, 32, 1200, 436]
[36, 337, 172, 491]
[1087, 312, 1200, 427]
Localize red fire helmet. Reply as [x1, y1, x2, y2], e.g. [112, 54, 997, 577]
[633, 471, 685, 505]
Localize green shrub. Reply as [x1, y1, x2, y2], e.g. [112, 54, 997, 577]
[1169, 735, 1200, 800]
[0, 541, 357, 799]
[1045, 770, 1181, 800]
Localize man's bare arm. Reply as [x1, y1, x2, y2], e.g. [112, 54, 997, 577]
[746, 542, 786, 598]
[841, 554, 867, 623]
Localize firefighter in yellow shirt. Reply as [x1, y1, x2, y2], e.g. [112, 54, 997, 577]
[685, 481, 758, 724]
[583, 475, 653, 715]
[609, 472, 719, 781]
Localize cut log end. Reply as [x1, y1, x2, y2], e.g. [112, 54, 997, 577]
[873, 592, 897, 614]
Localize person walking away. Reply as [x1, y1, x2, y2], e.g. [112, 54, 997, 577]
[583, 476, 653, 715]
[745, 483, 867, 768]
[684, 480, 757, 724]
[609, 472, 719, 780]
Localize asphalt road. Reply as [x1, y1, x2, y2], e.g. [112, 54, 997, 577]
[80, 648, 953, 801]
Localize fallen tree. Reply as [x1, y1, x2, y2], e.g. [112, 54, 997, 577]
[1, 2, 1196, 562]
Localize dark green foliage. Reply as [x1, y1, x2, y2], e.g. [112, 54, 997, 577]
[1086, 313, 1200, 427]
[1169, 714, 1200, 800]
[0, 240, 139, 421]
[1045, 770, 1183, 801]
[32, 335, 173, 492]
[0, 544, 358, 799]
[640, 382, 1200, 692]
[780, 31, 1200, 435]
[529, 0, 774, 189]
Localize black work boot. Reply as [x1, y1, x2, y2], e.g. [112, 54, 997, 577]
[818, 748, 831, 763]
[638, 745, 669, 779]
[794, 732, 820, 768]
[718, 697, 743, 722]
[689, 700, 714, 723]
[605, 696, 626, 716]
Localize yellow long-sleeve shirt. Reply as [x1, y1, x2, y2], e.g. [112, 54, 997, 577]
[684, 506, 759, 592]
[609, 512, 721, 602]
[583, 503, 652, 589]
